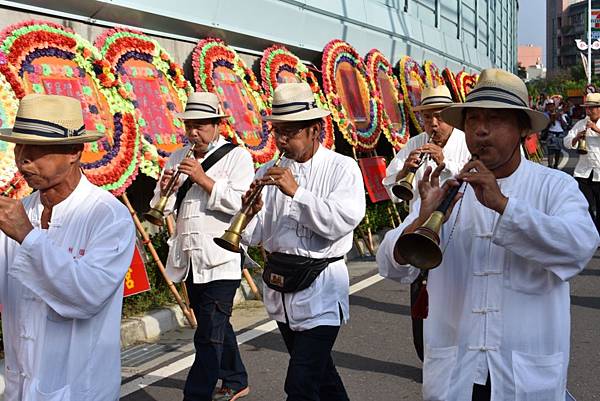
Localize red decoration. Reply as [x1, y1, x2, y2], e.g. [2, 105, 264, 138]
[193, 38, 276, 166]
[123, 243, 151, 297]
[322, 40, 381, 152]
[358, 157, 390, 203]
[260, 45, 334, 149]
[365, 49, 409, 151]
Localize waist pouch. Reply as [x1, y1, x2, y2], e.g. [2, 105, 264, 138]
[263, 252, 344, 293]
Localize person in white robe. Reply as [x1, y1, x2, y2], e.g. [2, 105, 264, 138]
[240, 83, 365, 401]
[377, 69, 599, 401]
[563, 92, 600, 233]
[0, 94, 136, 401]
[382, 85, 470, 212]
[149, 92, 254, 401]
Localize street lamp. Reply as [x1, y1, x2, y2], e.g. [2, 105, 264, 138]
[576, 39, 600, 83]
[575, 0, 595, 84]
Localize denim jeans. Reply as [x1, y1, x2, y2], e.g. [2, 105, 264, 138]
[183, 279, 248, 401]
[277, 322, 349, 401]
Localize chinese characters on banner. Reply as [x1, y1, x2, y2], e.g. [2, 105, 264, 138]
[42, 78, 95, 130]
[123, 243, 151, 297]
[358, 156, 390, 203]
[129, 77, 174, 136]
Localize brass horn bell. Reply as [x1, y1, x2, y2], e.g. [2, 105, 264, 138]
[577, 136, 588, 155]
[144, 196, 169, 226]
[213, 212, 249, 253]
[394, 211, 444, 270]
[391, 171, 416, 201]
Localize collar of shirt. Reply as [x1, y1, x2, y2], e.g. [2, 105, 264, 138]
[27, 175, 94, 228]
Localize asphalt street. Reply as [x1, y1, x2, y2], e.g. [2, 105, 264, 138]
[120, 257, 600, 400]
[120, 149, 600, 401]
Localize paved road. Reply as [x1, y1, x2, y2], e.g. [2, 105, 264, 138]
[120, 254, 600, 400]
[120, 149, 600, 400]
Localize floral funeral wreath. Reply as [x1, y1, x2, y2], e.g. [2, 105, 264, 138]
[260, 44, 335, 149]
[0, 20, 142, 196]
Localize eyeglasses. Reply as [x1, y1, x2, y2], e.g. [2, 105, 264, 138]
[269, 126, 306, 139]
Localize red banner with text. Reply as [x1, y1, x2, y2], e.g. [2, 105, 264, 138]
[123, 242, 151, 297]
[358, 156, 390, 203]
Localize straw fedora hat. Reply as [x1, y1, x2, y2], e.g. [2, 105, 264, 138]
[176, 92, 227, 120]
[0, 94, 103, 144]
[264, 83, 331, 122]
[441, 68, 548, 133]
[413, 85, 454, 111]
[582, 93, 600, 107]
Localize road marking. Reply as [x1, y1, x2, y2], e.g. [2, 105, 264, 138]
[558, 150, 569, 169]
[120, 273, 385, 397]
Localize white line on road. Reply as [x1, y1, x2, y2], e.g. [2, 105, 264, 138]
[558, 150, 569, 169]
[120, 273, 385, 398]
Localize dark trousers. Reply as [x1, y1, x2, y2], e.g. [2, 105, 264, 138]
[577, 173, 600, 234]
[277, 322, 349, 401]
[183, 279, 248, 401]
[547, 148, 562, 168]
[472, 375, 491, 401]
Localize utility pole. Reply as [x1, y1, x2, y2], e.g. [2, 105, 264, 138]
[589, 0, 593, 84]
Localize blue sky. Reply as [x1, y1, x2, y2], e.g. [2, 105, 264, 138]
[518, 0, 547, 63]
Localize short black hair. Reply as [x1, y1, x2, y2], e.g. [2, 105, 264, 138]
[515, 110, 532, 133]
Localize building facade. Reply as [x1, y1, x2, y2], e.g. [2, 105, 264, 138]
[0, 0, 518, 73]
[547, 0, 600, 73]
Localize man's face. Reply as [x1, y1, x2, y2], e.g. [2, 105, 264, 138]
[422, 107, 454, 146]
[463, 108, 522, 170]
[13, 144, 81, 190]
[184, 119, 218, 152]
[586, 106, 600, 122]
[271, 121, 319, 161]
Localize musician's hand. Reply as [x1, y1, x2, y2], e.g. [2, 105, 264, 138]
[585, 120, 599, 134]
[416, 163, 462, 223]
[457, 159, 508, 214]
[160, 169, 175, 195]
[242, 181, 263, 218]
[397, 149, 422, 180]
[178, 158, 214, 192]
[420, 143, 445, 165]
[0, 197, 33, 243]
[262, 167, 298, 197]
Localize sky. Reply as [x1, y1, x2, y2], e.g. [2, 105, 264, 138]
[518, 0, 547, 64]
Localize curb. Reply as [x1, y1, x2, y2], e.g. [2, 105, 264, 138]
[121, 266, 265, 348]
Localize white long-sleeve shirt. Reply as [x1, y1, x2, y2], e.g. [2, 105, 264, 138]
[0, 176, 135, 401]
[242, 145, 366, 331]
[150, 138, 255, 284]
[377, 158, 599, 401]
[382, 129, 470, 211]
[563, 118, 600, 181]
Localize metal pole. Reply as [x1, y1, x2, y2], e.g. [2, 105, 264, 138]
[589, 0, 593, 84]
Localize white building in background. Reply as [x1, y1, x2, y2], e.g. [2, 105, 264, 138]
[0, 0, 519, 72]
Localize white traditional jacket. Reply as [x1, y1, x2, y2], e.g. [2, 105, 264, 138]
[150, 138, 254, 284]
[377, 159, 599, 401]
[0, 176, 135, 401]
[563, 118, 600, 181]
[242, 146, 366, 331]
[382, 129, 471, 211]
